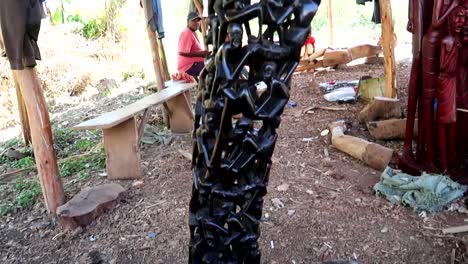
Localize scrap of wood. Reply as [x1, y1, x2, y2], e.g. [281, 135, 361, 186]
[451, 248, 456, 264]
[0, 152, 97, 182]
[367, 118, 418, 140]
[296, 44, 382, 72]
[303, 105, 348, 113]
[358, 96, 401, 123]
[442, 225, 468, 234]
[178, 149, 192, 161]
[329, 120, 393, 170]
[0, 167, 33, 179]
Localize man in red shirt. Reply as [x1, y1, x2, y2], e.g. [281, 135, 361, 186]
[178, 12, 209, 78]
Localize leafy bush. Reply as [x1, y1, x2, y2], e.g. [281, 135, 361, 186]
[82, 18, 107, 40]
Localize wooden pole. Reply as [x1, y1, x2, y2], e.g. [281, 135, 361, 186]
[12, 72, 31, 146]
[193, 0, 208, 49]
[328, 0, 334, 47]
[14, 68, 67, 219]
[141, 0, 170, 126]
[157, 39, 171, 81]
[379, 0, 397, 98]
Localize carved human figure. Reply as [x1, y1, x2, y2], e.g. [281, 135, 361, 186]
[437, 5, 466, 172]
[420, 0, 464, 168]
[456, 19, 468, 169]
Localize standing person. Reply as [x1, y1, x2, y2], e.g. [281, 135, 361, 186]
[178, 12, 209, 78]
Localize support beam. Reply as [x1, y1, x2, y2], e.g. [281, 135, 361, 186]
[12, 72, 31, 146]
[141, 0, 170, 127]
[379, 0, 397, 98]
[14, 68, 67, 219]
[193, 0, 208, 49]
[328, 0, 333, 47]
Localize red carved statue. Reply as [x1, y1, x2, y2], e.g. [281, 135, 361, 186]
[401, 0, 468, 181]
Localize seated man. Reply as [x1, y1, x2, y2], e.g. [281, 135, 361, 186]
[177, 12, 209, 78]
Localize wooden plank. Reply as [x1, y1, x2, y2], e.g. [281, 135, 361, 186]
[103, 117, 141, 180]
[74, 83, 194, 130]
[379, 0, 397, 98]
[442, 225, 468, 234]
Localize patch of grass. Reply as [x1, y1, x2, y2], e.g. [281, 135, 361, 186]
[122, 65, 146, 81]
[11, 157, 35, 169]
[59, 148, 106, 178]
[0, 204, 15, 216]
[14, 177, 42, 209]
[53, 127, 101, 158]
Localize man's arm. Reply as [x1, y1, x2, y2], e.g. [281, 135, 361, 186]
[179, 50, 210, 58]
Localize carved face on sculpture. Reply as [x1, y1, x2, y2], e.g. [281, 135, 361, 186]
[463, 20, 468, 44]
[227, 23, 243, 48]
[449, 6, 467, 33]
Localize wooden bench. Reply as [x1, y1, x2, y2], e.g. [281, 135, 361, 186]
[73, 81, 195, 180]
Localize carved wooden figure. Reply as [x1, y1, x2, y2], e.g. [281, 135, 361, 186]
[401, 0, 468, 181]
[437, 6, 466, 172]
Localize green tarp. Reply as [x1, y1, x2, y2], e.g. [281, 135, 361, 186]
[374, 167, 467, 213]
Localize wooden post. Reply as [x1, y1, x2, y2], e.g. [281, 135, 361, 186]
[328, 0, 333, 47]
[379, 0, 397, 98]
[193, 0, 208, 49]
[14, 68, 66, 218]
[141, 0, 194, 133]
[12, 72, 31, 146]
[157, 39, 171, 81]
[141, 0, 169, 126]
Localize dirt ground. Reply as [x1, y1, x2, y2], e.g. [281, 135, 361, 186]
[2, 61, 468, 264]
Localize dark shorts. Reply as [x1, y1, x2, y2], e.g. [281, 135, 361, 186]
[0, 0, 43, 70]
[186, 62, 204, 78]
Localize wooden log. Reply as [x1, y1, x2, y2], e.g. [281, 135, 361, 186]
[367, 118, 418, 140]
[14, 68, 67, 220]
[330, 120, 393, 171]
[348, 45, 382, 61]
[12, 72, 31, 146]
[379, 0, 397, 98]
[358, 96, 401, 123]
[56, 183, 125, 228]
[297, 45, 381, 71]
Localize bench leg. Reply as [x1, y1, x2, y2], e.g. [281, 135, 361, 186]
[103, 117, 141, 180]
[166, 91, 194, 134]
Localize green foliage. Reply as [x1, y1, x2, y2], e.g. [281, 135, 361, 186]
[59, 148, 106, 178]
[14, 177, 42, 209]
[12, 157, 35, 169]
[67, 14, 83, 23]
[82, 18, 107, 39]
[52, 8, 63, 24]
[76, 139, 94, 152]
[52, 127, 101, 158]
[0, 204, 15, 216]
[122, 65, 146, 81]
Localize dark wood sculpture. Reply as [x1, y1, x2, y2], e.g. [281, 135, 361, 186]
[401, 0, 468, 180]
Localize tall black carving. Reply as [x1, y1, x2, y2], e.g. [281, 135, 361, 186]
[189, 1, 321, 263]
